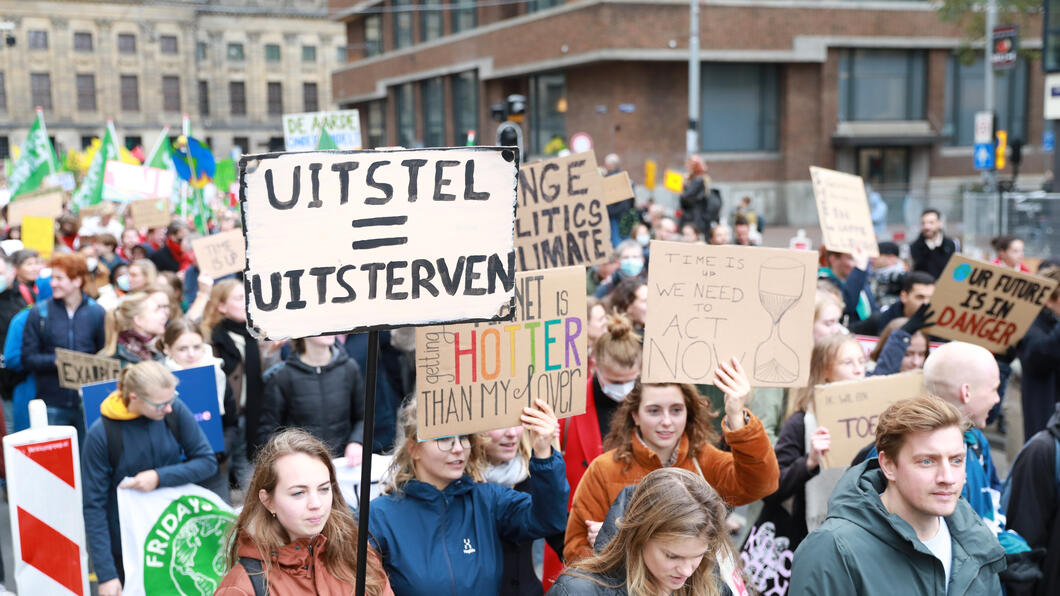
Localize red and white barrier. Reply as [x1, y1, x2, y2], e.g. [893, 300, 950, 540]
[3, 400, 89, 596]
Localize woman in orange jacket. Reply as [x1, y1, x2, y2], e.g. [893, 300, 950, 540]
[563, 357, 779, 563]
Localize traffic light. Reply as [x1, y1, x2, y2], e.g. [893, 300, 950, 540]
[1010, 138, 1023, 167]
[996, 130, 1008, 170]
[496, 121, 523, 162]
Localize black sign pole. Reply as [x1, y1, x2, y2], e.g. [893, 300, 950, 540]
[354, 330, 380, 596]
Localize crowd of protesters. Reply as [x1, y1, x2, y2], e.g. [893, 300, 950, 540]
[0, 154, 1055, 596]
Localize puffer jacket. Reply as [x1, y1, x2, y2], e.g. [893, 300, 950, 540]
[789, 459, 1006, 595]
[548, 569, 628, 595]
[369, 449, 568, 596]
[257, 346, 365, 457]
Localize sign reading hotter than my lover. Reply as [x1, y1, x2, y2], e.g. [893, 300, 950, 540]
[240, 148, 519, 339]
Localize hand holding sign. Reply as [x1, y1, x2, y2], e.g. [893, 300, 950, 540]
[809, 166, 879, 257]
[806, 426, 832, 471]
[714, 357, 751, 430]
[521, 398, 560, 459]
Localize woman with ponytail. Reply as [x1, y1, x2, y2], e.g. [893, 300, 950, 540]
[99, 292, 168, 366]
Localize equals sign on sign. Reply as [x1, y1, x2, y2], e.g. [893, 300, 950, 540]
[351, 216, 409, 249]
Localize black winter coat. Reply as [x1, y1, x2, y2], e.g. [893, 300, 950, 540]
[258, 346, 365, 457]
[679, 178, 722, 235]
[1019, 310, 1060, 440]
[909, 234, 958, 280]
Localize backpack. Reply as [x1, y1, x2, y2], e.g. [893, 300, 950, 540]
[101, 412, 183, 471]
[1000, 434, 1060, 514]
[238, 557, 268, 596]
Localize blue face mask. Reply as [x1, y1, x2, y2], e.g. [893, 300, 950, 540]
[0, 277, 7, 294]
[117, 274, 131, 292]
[620, 257, 644, 277]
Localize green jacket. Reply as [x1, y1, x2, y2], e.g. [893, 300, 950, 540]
[790, 460, 1006, 595]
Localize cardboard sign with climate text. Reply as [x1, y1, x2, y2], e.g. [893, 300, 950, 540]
[809, 166, 879, 257]
[128, 198, 172, 230]
[642, 241, 816, 387]
[928, 255, 1057, 354]
[813, 371, 927, 469]
[192, 230, 245, 279]
[415, 266, 587, 439]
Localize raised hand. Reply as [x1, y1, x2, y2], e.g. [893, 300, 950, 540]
[714, 357, 751, 431]
[521, 398, 560, 459]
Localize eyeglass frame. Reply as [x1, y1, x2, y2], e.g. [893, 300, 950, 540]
[141, 389, 179, 412]
[431, 435, 472, 452]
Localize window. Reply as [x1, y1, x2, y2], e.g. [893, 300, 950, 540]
[162, 76, 181, 112]
[944, 53, 1028, 146]
[76, 74, 96, 111]
[233, 136, 249, 153]
[160, 35, 178, 54]
[421, 78, 445, 147]
[838, 49, 926, 121]
[452, 1, 477, 34]
[28, 30, 47, 50]
[227, 42, 245, 61]
[125, 135, 142, 151]
[394, 0, 413, 50]
[303, 82, 319, 112]
[302, 45, 316, 63]
[30, 73, 52, 110]
[699, 63, 778, 152]
[452, 71, 478, 145]
[367, 100, 386, 148]
[395, 82, 415, 147]
[530, 73, 566, 155]
[265, 44, 281, 62]
[337, 46, 348, 64]
[81, 136, 95, 150]
[230, 81, 246, 116]
[267, 81, 283, 115]
[421, 0, 443, 43]
[364, 14, 382, 57]
[196, 41, 207, 61]
[528, 0, 562, 12]
[198, 80, 210, 116]
[74, 32, 93, 52]
[120, 74, 139, 111]
[0, 137, 10, 160]
[118, 33, 136, 54]
[0, 73, 6, 111]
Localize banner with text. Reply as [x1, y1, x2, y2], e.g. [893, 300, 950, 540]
[283, 110, 362, 151]
[642, 241, 816, 387]
[55, 348, 121, 390]
[103, 161, 176, 202]
[809, 166, 879, 257]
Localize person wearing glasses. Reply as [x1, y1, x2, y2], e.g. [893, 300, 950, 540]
[82, 360, 217, 596]
[368, 397, 569, 596]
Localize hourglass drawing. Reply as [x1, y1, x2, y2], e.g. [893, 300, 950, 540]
[754, 257, 806, 383]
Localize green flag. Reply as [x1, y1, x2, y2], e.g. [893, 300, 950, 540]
[191, 187, 211, 235]
[9, 110, 58, 198]
[317, 127, 338, 150]
[72, 122, 120, 209]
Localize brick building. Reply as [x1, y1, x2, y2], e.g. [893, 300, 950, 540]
[331, 0, 1047, 227]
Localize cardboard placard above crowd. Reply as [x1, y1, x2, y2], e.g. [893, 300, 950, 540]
[6, 188, 65, 226]
[642, 241, 817, 387]
[415, 266, 587, 439]
[55, 348, 122, 390]
[240, 147, 519, 340]
[192, 230, 245, 279]
[128, 198, 172, 230]
[928, 255, 1058, 354]
[809, 166, 879, 257]
[813, 371, 926, 469]
[515, 152, 627, 271]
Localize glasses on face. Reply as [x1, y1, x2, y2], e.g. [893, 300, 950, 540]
[143, 390, 179, 412]
[434, 435, 471, 453]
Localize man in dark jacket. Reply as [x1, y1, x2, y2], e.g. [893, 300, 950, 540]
[21, 253, 105, 440]
[1019, 267, 1060, 440]
[791, 396, 1006, 595]
[863, 271, 935, 336]
[148, 220, 190, 273]
[909, 209, 959, 280]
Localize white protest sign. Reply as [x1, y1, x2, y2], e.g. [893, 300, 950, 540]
[283, 110, 362, 151]
[240, 147, 519, 339]
[103, 161, 177, 202]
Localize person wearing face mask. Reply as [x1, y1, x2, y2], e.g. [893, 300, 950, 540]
[564, 365, 778, 564]
[99, 293, 168, 367]
[95, 263, 130, 311]
[77, 244, 111, 299]
[593, 240, 646, 299]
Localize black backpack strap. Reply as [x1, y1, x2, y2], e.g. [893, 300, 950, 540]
[102, 417, 122, 471]
[239, 556, 268, 596]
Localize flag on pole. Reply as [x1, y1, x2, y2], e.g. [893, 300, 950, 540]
[9, 108, 59, 198]
[72, 121, 121, 209]
[317, 127, 339, 150]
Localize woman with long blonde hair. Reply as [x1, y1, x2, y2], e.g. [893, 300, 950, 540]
[98, 292, 168, 366]
[216, 428, 393, 595]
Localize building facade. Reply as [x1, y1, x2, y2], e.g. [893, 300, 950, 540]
[331, 0, 1047, 227]
[1, 0, 345, 161]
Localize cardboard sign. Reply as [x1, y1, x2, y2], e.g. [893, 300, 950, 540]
[809, 166, 879, 257]
[602, 171, 634, 205]
[103, 161, 177, 201]
[192, 230, 245, 279]
[6, 189, 64, 226]
[928, 255, 1057, 353]
[515, 152, 613, 271]
[128, 197, 171, 230]
[642, 241, 817, 387]
[283, 109, 362, 151]
[240, 147, 518, 340]
[21, 216, 55, 258]
[415, 266, 588, 439]
[813, 371, 926, 469]
[55, 348, 121, 390]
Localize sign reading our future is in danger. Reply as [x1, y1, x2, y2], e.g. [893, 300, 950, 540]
[240, 147, 519, 339]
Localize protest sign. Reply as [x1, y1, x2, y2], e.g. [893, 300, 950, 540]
[809, 166, 879, 257]
[602, 171, 634, 205]
[515, 152, 613, 270]
[335, 453, 393, 509]
[642, 241, 817, 387]
[192, 230, 245, 279]
[283, 109, 362, 151]
[415, 266, 587, 439]
[813, 370, 926, 469]
[55, 348, 121, 390]
[128, 198, 171, 230]
[103, 161, 177, 202]
[240, 147, 518, 340]
[928, 255, 1057, 354]
[118, 484, 235, 596]
[21, 216, 54, 258]
[6, 189, 64, 226]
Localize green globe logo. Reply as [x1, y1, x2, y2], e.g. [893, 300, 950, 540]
[143, 494, 236, 595]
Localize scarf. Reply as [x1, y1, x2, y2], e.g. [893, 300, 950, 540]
[483, 456, 530, 488]
[212, 317, 264, 455]
[17, 280, 36, 306]
[165, 237, 194, 271]
[118, 329, 158, 362]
